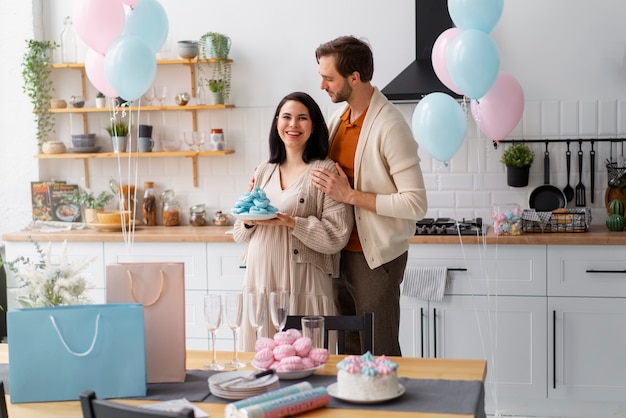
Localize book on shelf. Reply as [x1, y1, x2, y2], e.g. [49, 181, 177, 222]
[48, 183, 82, 222]
[30, 181, 63, 222]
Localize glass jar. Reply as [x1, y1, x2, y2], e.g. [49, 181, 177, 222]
[209, 128, 225, 151]
[189, 204, 207, 226]
[160, 189, 180, 226]
[142, 181, 157, 226]
[213, 210, 229, 226]
[491, 203, 522, 236]
[119, 184, 136, 220]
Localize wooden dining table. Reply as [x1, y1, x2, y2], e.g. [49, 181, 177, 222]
[0, 345, 486, 418]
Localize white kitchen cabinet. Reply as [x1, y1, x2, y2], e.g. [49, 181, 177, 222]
[547, 245, 626, 404]
[402, 244, 548, 414]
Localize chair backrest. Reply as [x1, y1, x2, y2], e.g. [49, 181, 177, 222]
[80, 391, 195, 418]
[0, 381, 8, 418]
[284, 313, 374, 354]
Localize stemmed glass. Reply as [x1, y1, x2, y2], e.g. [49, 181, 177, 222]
[223, 293, 247, 369]
[142, 86, 155, 106]
[270, 290, 289, 333]
[203, 294, 224, 370]
[247, 291, 267, 341]
[155, 85, 168, 107]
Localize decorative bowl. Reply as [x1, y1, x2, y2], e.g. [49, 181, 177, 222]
[161, 138, 181, 152]
[41, 141, 66, 154]
[50, 99, 67, 109]
[71, 133, 96, 148]
[177, 40, 198, 59]
[96, 210, 132, 225]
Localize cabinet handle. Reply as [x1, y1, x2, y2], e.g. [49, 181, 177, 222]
[433, 308, 437, 358]
[448, 268, 467, 271]
[420, 307, 424, 358]
[552, 310, 556, 389]
[586, 269, 626, 274]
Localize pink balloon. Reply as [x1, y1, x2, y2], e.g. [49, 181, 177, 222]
[74, 0, 125, 55]
[470, 71, 525, 143]
[85, 48, 118, 98]
[431, 28, 463, 95]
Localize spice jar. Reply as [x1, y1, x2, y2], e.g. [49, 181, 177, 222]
[189, 204, 207, 226]
[160, 189, 180, 226]
[213, 210, 229, 226]
[209, 128, 225, 151]
[119, 184, 136, 220]
[142, 181, 157, 226]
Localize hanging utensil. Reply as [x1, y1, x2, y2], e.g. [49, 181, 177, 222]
[563, 141, 574, 202]
[590, 141, 595, 203]
[575, 140, 586, 207]
[529, 142, 566, 211]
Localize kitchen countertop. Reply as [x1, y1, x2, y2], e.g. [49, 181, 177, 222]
[3, 225, 626, 245]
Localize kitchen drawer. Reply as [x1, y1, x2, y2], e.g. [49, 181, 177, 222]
[548, 245, 626, 297]
[103, 242, 208, 290]
[207, 242, 247, 291]
[408, 244, 546, 296]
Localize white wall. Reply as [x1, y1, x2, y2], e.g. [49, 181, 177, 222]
[2, 0, 626, 240]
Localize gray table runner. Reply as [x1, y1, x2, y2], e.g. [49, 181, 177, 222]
[0, 364, 485, 417]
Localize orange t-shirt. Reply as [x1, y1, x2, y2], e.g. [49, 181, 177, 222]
[329, 107, 367, 252]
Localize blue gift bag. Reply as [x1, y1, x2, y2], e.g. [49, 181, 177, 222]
[7, 303, 147, 403]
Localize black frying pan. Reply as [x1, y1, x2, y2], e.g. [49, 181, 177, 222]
[529, 143, 567, 211]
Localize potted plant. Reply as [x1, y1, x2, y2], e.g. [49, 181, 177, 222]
[67, 188, 114, 224]
[209, 79, 225, 104]
[500, 142, 535, 187]
[197, 32, 231, 104]
[95, 91, 106, 108]
[105, 119, 129, 153]
[21, 39, 58, 151]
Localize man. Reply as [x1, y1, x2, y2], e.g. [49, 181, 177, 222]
[310, 36, 428, 356]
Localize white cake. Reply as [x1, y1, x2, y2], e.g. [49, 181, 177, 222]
[336, 352, 399, 400]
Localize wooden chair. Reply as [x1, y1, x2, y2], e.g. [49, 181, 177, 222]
[80, 391, 195, 418]
[0, 381, 8, 418]
[285, 312, 374, 354]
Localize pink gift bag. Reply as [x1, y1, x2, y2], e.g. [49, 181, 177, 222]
[106, 262, 186, 383]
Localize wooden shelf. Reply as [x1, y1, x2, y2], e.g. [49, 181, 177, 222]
[35, 150, 235, 188]
[50, 104, 235, 113]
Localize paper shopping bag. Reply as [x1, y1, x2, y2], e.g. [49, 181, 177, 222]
[7, 303, 147, 403]
[106, 263, 186, 383]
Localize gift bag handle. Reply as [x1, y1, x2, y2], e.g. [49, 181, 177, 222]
[126, 269, 166, 307]
[49, 314, 101, 357]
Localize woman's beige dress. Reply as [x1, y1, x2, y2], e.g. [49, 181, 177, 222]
[239, 166, 336, 352]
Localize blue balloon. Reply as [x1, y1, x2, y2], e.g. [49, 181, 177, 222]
[446, 29, 500, 100]
[104, 35, 157, 101]
[123, 0, 169, 54]
[448, 0, 504, 33]
[412, 93, 467, 163]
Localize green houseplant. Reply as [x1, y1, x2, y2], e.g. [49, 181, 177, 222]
[500, 143, 535, 187]
[105, 117, 129, 153]
[197, 32, 232, 104]
[21, 39, 58, 150]
[208, 79, 225, 104]
[67, 188, 114, 224]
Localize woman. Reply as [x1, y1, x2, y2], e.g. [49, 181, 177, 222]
[233, 91, 353, 351]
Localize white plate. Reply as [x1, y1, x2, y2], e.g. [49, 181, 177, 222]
[326, 383, 406, 404]
[252, 362, 323, 380]
[231, 213, 277, 221]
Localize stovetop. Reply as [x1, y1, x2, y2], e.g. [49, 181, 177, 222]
[415, 218, 484, 236]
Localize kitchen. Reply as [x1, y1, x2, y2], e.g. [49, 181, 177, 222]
[2, 1, 626, 417]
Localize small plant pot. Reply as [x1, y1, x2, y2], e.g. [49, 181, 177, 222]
[506, 166, 530, 187]
[110, 136, 127, 153]
[211, 92, 224, 105]
[95, 97, 106, 108]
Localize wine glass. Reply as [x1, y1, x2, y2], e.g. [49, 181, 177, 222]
[247, 291, 266, 341]
[142, 86, 155, 106]
[270, 290, 289, 333]
[223, 293, 247, 369]
[184, 131, 196, 151]
[203, 294, 224, 370]
[155, 85, 168, 107]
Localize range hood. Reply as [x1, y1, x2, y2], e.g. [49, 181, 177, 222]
[381, 0, 461, 102]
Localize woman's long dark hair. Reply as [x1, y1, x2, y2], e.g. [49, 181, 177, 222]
[268, 92, 329, 164]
